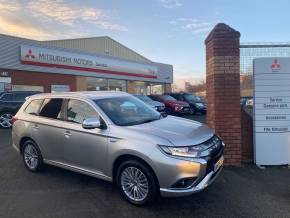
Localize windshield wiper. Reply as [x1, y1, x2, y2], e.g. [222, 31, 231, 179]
[122, 118, 158, 126]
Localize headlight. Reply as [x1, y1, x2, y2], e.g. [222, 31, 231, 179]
[175, 106, 183, 110]
[159, 145, 205, 158]
[158, 135, 223, 158]
[195, 103, 204, 108]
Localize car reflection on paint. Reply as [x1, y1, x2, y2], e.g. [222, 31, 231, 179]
[134, 94, 165, 113]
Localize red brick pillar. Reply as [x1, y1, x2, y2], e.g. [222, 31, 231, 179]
[205, 23, 242, 165]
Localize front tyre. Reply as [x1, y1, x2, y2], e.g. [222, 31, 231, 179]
[116, 160, 158, 206]
[22, 140, 44, 172]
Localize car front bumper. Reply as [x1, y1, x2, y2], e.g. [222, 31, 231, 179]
[149, 138, 224, 198]
[174, 106, 190, 114]
[160, 162, 223, 197]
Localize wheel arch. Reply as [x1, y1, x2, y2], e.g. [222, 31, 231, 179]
[19, 137, 38, 154]
[112, 154, 160, 188]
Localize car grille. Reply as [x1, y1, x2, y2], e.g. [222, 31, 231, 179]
[204, 136, 224, 174]
[157, 106, 165, 111]
[191, 136, 224, 186]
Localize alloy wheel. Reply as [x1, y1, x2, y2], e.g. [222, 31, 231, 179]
[0, 112, 13, 128]
[120, 167, 149, 202]
[23, 144, 39, 170]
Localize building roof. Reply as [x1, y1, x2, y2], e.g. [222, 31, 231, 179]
[43, 36, 152, 63]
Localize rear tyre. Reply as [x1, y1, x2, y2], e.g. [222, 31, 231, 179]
[22, 140, 44, 172]
[116, 159, 158, 206]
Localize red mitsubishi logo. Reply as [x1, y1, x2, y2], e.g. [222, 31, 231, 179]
[25, 49, 35, 59]
[271, 59, 280, 71]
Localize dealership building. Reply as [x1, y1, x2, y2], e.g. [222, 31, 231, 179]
[240, 42, 290, 75]
[0, 34, 173, 94]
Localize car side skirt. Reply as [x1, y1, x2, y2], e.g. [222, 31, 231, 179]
[44, 159, 113, 182]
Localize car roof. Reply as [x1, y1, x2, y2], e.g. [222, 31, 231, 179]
[29, 91, 131, 100]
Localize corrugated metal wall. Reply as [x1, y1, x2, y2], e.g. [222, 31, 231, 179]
[43, 37, 152, 64]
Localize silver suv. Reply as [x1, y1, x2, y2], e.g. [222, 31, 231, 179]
[12, 91, 224, 205]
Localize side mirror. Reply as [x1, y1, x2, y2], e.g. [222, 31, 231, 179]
[82, 117, 101, 129]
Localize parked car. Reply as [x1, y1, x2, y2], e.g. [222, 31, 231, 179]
[240, 96, 252, 108]
[0, 91, 40, 128]
[148, 94, 190, 115]
[12, 91, 224, 205]
[245, 98, 253, 108]
[133, 94, 165, 113]
[167, 93, 207, 115]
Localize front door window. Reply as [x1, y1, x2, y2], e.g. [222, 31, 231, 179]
[67, 99, 99, 124]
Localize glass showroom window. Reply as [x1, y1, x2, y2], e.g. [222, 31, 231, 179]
[151, 83, 164, 94]
[129, 81, 151, 94]
[87, 78, 108, 91]
[12, 85, 44, 92]
[108, 79, 127, 92]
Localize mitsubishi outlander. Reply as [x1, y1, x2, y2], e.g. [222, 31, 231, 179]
[12, 91, 224, 205]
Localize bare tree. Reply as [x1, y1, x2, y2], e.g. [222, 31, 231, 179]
[184, 80, 206, 93]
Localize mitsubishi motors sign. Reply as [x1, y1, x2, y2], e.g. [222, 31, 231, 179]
[20, 45, 157, 79]
[254, 57, 290, 165]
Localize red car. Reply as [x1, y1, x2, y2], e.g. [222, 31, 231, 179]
[148, 94, 190, 114]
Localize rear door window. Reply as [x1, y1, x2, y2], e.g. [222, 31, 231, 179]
[39, 98, 63, 120]
[24, 99, 43, 115]
[66, 99, 99, 124]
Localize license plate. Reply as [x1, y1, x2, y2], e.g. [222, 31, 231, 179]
[214, 156, 224, 172]
[183, 108, 189, 111]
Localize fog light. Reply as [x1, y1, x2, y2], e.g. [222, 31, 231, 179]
[171, 177, 197, 189]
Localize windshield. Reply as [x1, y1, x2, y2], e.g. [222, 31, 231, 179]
[94, 96, 160, 126]
[135, 95, 152, 102]
[162, 95, 176, 101]
[184, 94, 201, 102]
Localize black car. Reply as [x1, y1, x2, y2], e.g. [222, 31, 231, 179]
[167, 93, 207, 115]
[0, 91, 40, 128]
[240, 96, 252, 108]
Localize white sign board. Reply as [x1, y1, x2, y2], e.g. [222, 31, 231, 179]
[254, 57, 290, 165]
[51, 84, 70, 93]
[20, 45, 157, 79]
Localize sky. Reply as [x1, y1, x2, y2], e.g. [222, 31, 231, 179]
[0, 0, 290, 84]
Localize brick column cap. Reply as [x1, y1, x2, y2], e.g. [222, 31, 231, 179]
[205, 23, 240, 44]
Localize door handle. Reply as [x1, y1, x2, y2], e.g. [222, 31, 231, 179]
[64, 130, 72, 138]
[32, 124, 39, 130]
[109, 138, 118, 143]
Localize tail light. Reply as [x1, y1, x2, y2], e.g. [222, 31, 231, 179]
[11, 116, 18, 124]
